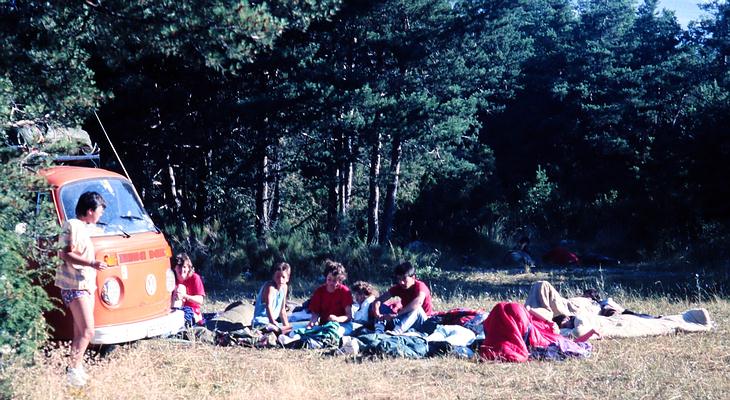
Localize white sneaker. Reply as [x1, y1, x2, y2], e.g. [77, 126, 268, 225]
[66, 367, 87, 387]
[277, 333, 300, 346]
[337, 336, 360, 356]
[78, 366, 89, 380]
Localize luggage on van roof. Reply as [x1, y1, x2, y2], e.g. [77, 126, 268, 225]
[8, 120, 95, 155]
[5, 120, 100, 167]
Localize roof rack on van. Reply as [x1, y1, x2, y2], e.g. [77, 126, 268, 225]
[52, 154, 101, 165]
[18, 148, 101, 168]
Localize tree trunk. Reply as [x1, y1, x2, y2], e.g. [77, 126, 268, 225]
[194, 149, 212, 223]
[327, 162, 339, 233]
[343, 134, 354, 216]
[166, 154, 185, 227]
[367, 132, 381, 245]
[329, 129, 344, 233]
[179, 157, 193, 224]
[269, 140, 281, 227]
[345, 157, 354, 215]
[338, 132, 353, 217]
[255, 147, 269, 238]
[380, 136, 402, 244]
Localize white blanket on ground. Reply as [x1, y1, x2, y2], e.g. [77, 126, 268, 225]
[426, 325, 476, 347]
[288, 309, 312, 322]
[568, 308, 715, 338]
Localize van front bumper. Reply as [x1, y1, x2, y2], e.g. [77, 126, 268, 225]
[91, 310, 185, 344]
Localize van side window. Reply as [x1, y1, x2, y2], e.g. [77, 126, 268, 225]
[30, 190, 58, 240]
[35, 190, 52, 216]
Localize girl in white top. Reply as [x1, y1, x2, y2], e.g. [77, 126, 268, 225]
[351, 281, 379, 325]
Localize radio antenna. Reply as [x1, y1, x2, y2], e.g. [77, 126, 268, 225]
[94, 110, 133, 183]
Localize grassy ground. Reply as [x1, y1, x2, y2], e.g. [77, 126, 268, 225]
[2, 267, 728, 400]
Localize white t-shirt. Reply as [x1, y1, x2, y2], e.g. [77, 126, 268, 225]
[352, 296, 375, 323]
[54, 218, 97, 291]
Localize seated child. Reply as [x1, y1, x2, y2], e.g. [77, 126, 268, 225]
[351, 281, 400, 331]
[172, 253, 206, 325]
[373, 262, 434, 334]
[307, 260, 353, 334]
[252, 262, 292, 334]
[351, 281, 378, 328]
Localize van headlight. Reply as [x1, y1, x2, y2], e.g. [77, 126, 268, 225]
[101, 278, 122, 306]
[165, 268, 176, 293]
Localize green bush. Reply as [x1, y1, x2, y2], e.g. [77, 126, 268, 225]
[164, 219, 445, 287]
[0, 149, 57, 359]
[164, 220, 249, 281]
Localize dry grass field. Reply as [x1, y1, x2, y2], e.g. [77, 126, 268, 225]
[2, 268, 728, 400]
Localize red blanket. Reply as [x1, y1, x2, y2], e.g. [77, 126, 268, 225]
[479, 302, 562, 362]
[431, 308, 484, 326]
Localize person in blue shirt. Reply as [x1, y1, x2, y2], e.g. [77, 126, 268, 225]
[252, 262, 292, 334]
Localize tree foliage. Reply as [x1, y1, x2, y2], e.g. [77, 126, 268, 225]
[0, 151, 58, 357]
[2, 0, 730, 293]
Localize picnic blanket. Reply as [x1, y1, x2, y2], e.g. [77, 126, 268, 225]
[426, 325, 476, 347]
[427, 308, 488, 334]
[286, 322, 342, 349]
[569, 308, 715, 338]
[355, 333, 429, 359]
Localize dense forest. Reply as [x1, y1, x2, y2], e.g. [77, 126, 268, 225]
[2, 0, 729, 278]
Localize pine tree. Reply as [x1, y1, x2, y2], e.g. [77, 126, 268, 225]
[0, 3, 100, 126]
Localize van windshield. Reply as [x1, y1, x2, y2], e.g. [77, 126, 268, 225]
[59, 178, 157, 237]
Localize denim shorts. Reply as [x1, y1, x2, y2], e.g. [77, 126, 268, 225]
[61, 289, 91, 306]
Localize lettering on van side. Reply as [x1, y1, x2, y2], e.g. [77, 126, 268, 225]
[148, 248, 166, 259]
[119, 251, 147, 263]
[116, 248, 168, 264]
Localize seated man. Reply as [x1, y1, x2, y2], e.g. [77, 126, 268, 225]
[373, 262, 434, 334]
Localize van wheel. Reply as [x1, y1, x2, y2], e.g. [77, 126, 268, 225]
[88, 343, 121, 359]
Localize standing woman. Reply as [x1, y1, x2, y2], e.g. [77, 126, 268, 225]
[56, 191, 109, 387]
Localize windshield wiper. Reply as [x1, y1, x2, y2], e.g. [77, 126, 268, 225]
[97, 221, 131, 238]
[119, 214, 145, 221]
[116, 225, 131, 238]
[120, 214, 161, 234]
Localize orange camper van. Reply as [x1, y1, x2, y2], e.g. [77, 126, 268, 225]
[40, 165, 184, 344]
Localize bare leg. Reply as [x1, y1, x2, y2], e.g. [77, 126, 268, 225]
[68, 294, 95, 369]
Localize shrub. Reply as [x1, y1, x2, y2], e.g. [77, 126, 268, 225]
[0, 149, 57, 358]
[164, 220, 249, 281]
[164, 219, 446, 287]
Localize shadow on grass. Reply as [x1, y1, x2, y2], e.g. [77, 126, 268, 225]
[426, 265, 730, 302]
[202, 264, 729, 306]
